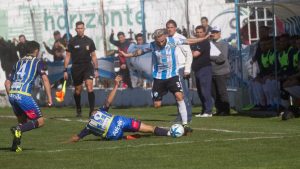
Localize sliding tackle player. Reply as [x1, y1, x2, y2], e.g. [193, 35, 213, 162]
[70, 76, 175, 142]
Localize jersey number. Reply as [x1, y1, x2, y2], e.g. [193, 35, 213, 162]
[17, 63, 27, 79]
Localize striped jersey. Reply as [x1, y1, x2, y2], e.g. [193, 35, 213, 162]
[9, 56, 47, 96]
[86, 106, 114, 137]
[150, 37, 185, 79]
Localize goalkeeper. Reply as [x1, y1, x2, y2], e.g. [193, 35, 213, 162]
[70, 76, 173, 142]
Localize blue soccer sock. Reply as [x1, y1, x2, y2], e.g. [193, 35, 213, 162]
[154, 127, 169, 136]
[18, 120, 39, 133]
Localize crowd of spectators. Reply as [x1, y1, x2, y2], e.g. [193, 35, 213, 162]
[1, 16, 299, 120]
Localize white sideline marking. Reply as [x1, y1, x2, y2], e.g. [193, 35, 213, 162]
[58, 118, 71, 122]
[0, 115, 16, 119]
[192, 127, 287, 135]
[33, 134, 300, 153]
[54, 118, 88, 123]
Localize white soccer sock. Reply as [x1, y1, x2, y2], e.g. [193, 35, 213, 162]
[177, 100, 188, 125]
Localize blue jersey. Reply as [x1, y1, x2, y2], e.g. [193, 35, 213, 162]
[86, 106, 141, 140]
[150, 37, 185, 80]
[86, 106, 114, 137]
[9, 56, 46, 96]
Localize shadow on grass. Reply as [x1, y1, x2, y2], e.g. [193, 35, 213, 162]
[139, 119, 170, 122]
[0, 147, 34, 152]
[48, 116, 89, 120]
[82, 134, 152, 142]
[234, 110, 279, 118]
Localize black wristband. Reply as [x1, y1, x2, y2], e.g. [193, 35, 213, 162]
[64, 68, 68, 72]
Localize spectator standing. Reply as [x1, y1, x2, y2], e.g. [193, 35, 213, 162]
[126, 33, 151, 88]
[43, 30, 65, 61]
[210, 26, 231, 116]
[14, 34, 27, 58]
[0, 38, 18, 79]
[64, 21, 98, 117]
[166, 19, 193, 122]
[201, 17, 212, 35]
[191, 26, 213, 117]
[110, 30, 132, 88]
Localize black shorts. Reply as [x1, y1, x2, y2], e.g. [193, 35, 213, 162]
[151, 76, 183, 101]
[71, 63, 94, 86]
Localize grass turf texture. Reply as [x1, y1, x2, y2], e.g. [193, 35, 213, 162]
[0, 106, 300, 169]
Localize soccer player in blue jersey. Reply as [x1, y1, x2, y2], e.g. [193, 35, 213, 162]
[120, 28, 209, 133]
[4, 41, 52, 152]
[70, 75, 171, 142]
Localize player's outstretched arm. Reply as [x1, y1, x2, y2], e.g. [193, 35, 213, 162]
[69, 135, 81, 143]
[69, 127, 91, 143]
[41, 75, 53, 106]
[104, 75, 122, 108]
[185, 34, 210, 44]
[119, 49, 143, 58]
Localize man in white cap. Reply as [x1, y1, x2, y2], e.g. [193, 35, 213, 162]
[210, 26, 231, 116]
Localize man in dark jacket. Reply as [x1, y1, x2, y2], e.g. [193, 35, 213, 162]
[110, 30, 132, 88]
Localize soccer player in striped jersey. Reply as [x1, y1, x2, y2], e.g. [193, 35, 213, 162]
[4, 41, 52, 152]
[120, 28, 209, 134]
[69, 76, 170, 142]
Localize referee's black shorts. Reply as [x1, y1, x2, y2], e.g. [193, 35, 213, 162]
[151, 76, 183, 101]
[71, 62, 94, 86]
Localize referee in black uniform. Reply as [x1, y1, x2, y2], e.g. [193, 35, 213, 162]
[64, 21, 99, 117]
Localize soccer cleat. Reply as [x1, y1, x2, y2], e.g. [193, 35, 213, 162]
[11, 126, 22, 152]
[281, 111, 295, 121]
[125, 134, 141, 140]
[76, 109, 82, 117]
[183, 124, 193, 136]
[15, 146, 22, 153]
[195, 113, 212, 118]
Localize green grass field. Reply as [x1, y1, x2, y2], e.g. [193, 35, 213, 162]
[1, 106, 300, 169]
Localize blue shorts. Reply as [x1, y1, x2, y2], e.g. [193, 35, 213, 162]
[106, 116, 141, 140]
[8, 93, 42, 120]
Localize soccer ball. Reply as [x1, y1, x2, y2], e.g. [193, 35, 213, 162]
[170, 124, 185, 138]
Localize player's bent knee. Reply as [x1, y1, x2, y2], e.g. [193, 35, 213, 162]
[37, 117, 45, 127]
[154, 101, 161, 108]
[175, 92, 184, 101]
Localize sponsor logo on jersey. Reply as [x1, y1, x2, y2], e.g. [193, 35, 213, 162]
[112, 119, 123, 136]
[9, 94, 22, 100]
